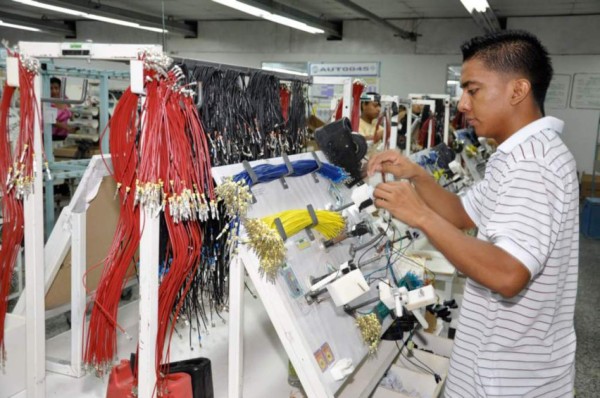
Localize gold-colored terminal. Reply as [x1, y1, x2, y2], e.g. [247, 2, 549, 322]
[356, 313, 382, 355]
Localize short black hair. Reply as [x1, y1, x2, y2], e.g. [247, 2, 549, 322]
[50, 77, 61, 86]
[361, 91, 380, 111]
[461, 30, 553, 114]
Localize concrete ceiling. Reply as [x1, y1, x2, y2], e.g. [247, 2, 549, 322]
[0, 0, 599, 37]
[2, 0, 600, 22]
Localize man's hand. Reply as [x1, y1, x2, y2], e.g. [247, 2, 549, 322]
[366, 149, 423, 180]
[373, 181, 432, 228]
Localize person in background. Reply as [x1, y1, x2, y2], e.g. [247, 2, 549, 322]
[369, 30, 578, 397]
[50, 77, 77, 140]
[358, 92, 383, 143]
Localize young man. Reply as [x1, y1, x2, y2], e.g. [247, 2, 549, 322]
[358, 92, 383, 143]
[368, 31, 578, 397]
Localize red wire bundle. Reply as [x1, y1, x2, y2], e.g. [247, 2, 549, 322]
[334, 98, 343, 121]
[418, 116, 436, 148]
[279, 84, 290, 123]
[83, 54, 214, 393]
[350, 80, 366, 132]
[83, 87, 141, 374]
[0, 84, 19, 363]
[138, 66, 214, 393]
[0, 54, 41, 364]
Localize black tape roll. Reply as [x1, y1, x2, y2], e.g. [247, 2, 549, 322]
[315, 117, 367, 185]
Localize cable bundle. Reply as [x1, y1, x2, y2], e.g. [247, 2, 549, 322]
[84, 52, 215, 390]
[288, 81, 308, 153]
[138, 58, 215, 393]
[176, 200, 231, 342]
[246, 71, 286, 156]
[0, 84, 20, 365]
[350, 79, 366, 132]
[280, 84, 290, 123]
[261, 209, 345, 241]
[0, 52, 42, 365]
[84, 87, 141, 375]
[193, 67, 255, 165]
[334, 98, 344, 121]
[232, 159, 348, 187]
[191, 65, 309, 166]
[245, 209, 346, 280]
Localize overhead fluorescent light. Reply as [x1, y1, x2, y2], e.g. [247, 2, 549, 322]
[211, 0, 325, 34]
[460, 0, 490, 14]
[0, 20, 41, 32]
[262, 66, 308, 76]
[13, 0, 168, 33]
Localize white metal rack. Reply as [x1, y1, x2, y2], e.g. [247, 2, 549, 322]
[405, 94, 451, 156]
[12, 42, 162, 398]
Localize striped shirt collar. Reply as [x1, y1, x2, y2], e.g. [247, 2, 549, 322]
[497, 116, 565, 154]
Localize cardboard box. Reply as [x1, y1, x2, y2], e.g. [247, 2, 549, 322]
[54, 145, 102, 159]
[45, 177, 136, 310]
[580, 172, 600, 199]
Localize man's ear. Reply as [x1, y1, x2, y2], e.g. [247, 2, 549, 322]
[510, 78, 531, 106]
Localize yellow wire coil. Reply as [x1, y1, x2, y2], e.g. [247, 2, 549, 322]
[245, 209, 345, 281]
[261, 209, 345, 240]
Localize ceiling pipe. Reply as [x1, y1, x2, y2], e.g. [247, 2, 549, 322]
[331, 0, 419, 41]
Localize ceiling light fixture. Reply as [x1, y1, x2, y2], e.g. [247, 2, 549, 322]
[13, 0, 168, 33]
[0, 20, 41, 32]
[261, 66, 308, 76]
[459, 0, 490, 14]
[211, 0, 325, 34]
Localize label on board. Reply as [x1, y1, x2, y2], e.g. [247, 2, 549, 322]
[280, 263, 304, 299]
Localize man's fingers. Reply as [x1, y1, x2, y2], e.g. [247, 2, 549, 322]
[373, 186, 395, 201]
[373, 197, 391, 210]
[367, 150, 402, 175]
[380, 163, 406, 177]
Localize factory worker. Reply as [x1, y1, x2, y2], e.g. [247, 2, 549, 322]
[369, 30, 578, 398]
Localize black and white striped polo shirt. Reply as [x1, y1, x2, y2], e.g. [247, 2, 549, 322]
[445, 117, 579, 398]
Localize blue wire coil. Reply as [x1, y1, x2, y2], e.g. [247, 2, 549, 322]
[233, 159, 348, 187]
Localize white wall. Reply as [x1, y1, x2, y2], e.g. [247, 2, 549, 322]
[545, 56, 600, 175]
[168, 19, 465, 97]
[2, 14, 599, 171]
[509, 17, 600, 174]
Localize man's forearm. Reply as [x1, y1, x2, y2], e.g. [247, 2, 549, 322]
[412, 173, 474, 230]
[418, 209, 530, 298]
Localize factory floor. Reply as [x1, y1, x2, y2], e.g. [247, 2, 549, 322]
[39, 234, 600, 397]
[574, 234, 600, 397]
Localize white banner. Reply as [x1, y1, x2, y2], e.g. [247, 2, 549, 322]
[309, 62, 380, 77]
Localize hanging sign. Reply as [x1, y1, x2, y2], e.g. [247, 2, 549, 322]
[309, 62, 380, 77]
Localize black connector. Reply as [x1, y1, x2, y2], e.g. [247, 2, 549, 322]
[443, 299, 458, 309]
[358, 198, 374, 212]
[350, 221, 370, 237]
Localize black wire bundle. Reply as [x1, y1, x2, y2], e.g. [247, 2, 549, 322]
[191, 66, 310, 165]
[171, 62, 311, 349]
[245, 71, 285, 158]
[176, 200, 230, 345]
[288, 80, 308, 154]
[193, 66, 256, 165]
